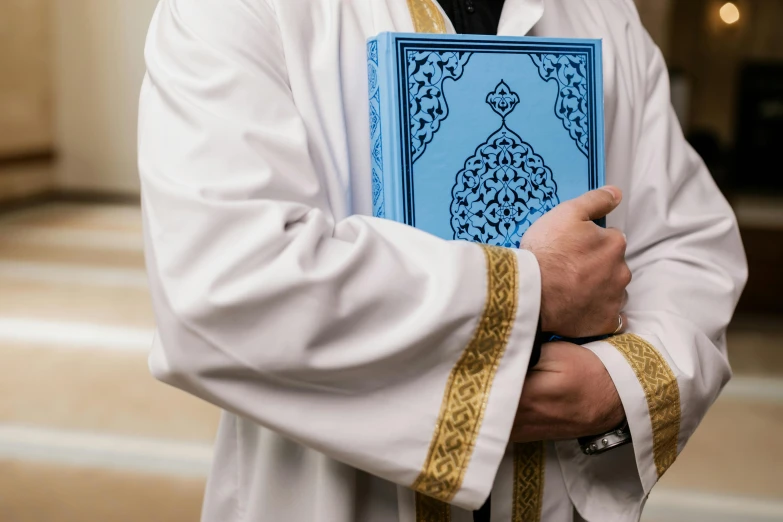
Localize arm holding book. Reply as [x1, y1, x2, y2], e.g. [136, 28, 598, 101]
[139, 0, 630, 510]
[547, 17, 748, 522]
[510, 188, 632, 444]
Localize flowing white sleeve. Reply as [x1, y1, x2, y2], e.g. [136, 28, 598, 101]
[138, 0, 541, 510]
[554, 22, 748, 522]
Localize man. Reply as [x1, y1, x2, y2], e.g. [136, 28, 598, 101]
[138, 0, 747, 521]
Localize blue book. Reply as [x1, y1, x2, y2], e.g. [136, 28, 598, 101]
[367, 33, 605, 246]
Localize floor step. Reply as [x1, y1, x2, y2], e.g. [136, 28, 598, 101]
[0, 233, 145, 268]
[643, 489, 783, 522]
[0, 163, 55, 204]
[658, 388, 783, 499]
[726, 320, 783, 378]
[0, 275, 153, 328]
[2, 458, 780, 522]
[0, 342, 219, 442]
[0, 458, 205, 522]
[0, 202, 143, 233]
[0, 203, 145, 269]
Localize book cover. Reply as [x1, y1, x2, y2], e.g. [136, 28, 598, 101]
[367, 32, 605, 246]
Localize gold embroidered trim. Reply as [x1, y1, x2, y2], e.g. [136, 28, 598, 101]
[412, 244, 519, 503]
[415, 493, 451, 522]
[407, 0, 447, 34]
[513, 442, 545, 522]
[606, 333, 681, 476]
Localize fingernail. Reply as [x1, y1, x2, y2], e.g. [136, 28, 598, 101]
[600, 186, 618, 203]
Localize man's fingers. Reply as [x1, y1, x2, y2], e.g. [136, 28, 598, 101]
[568, 186, 623, 221]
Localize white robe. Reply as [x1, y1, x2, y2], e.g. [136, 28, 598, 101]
[138, 0, 747, 520]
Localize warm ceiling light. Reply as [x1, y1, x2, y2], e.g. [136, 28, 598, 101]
[719, 2, 740, 24]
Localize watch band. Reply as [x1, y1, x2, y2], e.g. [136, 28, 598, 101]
[528, 314, 546, 368]
[578, 420, 632, 455]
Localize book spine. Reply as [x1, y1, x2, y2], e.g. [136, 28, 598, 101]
[367, 37, 385, 219]
[367, 33, 403, 222]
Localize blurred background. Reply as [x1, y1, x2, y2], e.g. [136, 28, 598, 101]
[0, 0, 781, 521]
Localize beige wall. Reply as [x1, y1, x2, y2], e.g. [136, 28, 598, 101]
[52, 0, 159, 193]
[0, 0, 54, 157]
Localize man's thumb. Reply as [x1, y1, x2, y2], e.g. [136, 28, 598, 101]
[570, 186, 622, 221]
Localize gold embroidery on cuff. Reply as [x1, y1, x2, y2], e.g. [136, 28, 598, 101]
[412, 245, 519, 503]
[407, 0, 447, 34]
[606, 333, 681, 476]
[513, 442, 545, 522]
[415, 493, 451, 522]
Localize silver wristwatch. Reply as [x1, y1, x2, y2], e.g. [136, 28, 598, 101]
[578, 420, 632, 455]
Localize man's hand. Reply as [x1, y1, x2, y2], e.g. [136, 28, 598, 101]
[521, 186, 630, 338]
[511, 342, 625, 443]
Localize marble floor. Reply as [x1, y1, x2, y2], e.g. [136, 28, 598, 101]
[0, 202, 781, 522]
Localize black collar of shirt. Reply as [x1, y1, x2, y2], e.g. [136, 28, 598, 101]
[435, 0, 506, 35]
